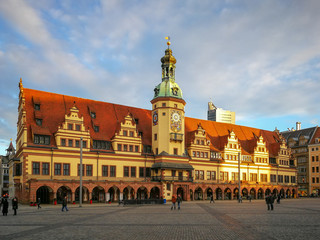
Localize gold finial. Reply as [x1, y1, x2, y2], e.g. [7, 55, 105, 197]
[19, 78, 23, 88]
[10, 138, 12, 141]
[165, 36, 171, 48]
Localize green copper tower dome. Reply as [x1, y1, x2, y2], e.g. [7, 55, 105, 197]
[152, 45, 183, 100]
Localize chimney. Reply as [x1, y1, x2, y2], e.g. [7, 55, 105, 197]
[296, 122, 301, 131]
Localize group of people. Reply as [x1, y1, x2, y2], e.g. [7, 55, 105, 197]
[171, 194, 182, 210]
[265, 194, 275, 210]
[0, 196, 18, 216]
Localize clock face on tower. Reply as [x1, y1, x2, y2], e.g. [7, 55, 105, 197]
[171, 110, 181, 132]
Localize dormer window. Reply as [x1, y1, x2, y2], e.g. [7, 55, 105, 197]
[90, 112, 96, 119]
[34, 104, 40, 110]
[171, 87, 178, 96]
[123, 130, 128, 136]
[94, 125, 99, 132]
[36, 118, 42, 126]
[34, 134, 50, 145]
[68, 124, 73, 130]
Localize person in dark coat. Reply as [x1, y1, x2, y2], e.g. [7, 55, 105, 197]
[210, 194, 215, 203]
[37, 198, 41, 209]
[177, 194, 182, 210]
[12, 197, 18, 215]
[277, 194, 281, 204]
[2, 198, 8, 216]
[61, 196, 68, 212]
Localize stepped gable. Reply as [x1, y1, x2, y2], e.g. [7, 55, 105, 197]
[24, 88, 152, 146]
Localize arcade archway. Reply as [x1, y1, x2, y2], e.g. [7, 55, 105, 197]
[36, 186, 53, 204]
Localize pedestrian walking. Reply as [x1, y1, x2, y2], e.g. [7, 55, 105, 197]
[171, 195, 176, 210]
[277, 194, 281, 204]
[177, 194, 182, 210]
[12, 197, 18, 215]
[2, 198, 8, 216]
[248, 195, 252, 202]
[61, 196, 69, 212]
[266, 194, 274, 211]
[210, 194, 215, 203]
[37, 198, 41, 209]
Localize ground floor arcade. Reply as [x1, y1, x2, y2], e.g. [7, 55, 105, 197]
[14, 179, 297, 204]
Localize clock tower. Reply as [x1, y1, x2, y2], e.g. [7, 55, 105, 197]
[151, 40, 186, 157]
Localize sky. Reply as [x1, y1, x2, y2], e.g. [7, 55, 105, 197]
[0, 0, 320, 154]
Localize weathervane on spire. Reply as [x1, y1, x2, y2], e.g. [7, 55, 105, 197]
[165, 36, 171, 49]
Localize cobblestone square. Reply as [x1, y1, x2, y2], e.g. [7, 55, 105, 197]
[1, 198, 319, 240]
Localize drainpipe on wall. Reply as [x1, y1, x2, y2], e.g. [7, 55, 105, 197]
[96, 151, 99, 181]
[51, 148, 54, 180]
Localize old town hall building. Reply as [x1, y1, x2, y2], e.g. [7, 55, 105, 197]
[11, 43, 297, 204]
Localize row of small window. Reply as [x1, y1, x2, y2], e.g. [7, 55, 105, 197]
[34, 135, 50, 145]
[298, 167, 307, 173]
[32, 162, 72, 176]
[242, 155, 252, 161]
[93, 140, 111, 150]
[270, 175, 296, 183]
[311, 156, 319, 161]
[153, 103, 178, 109]
[312, 167, 319, 173]
[312, 177, 320, 183]
[225, 154, 239, 160]
[255, 158, 267, 163]
[292, 148, 308, 154]
[279, 160, 289, 165]
[67, 123, 82, 131]
[121, 167, 151, 178]
[194, 170, 296, 183]
[211, 152, 222, 159]
[228, 144, 240, 149]
[192, 151, 208, 158]
[32, 162, 152, 178]
[196, 139, 205, 145]
[122, 130, 135, 137]
[61, 139, 87, 148]
[280, 150, 288, 155]
[260, 147, 267, 153]
[297, 157, 307, 163]
[311, 147, 319, 151]
[117, 144, 140, 152]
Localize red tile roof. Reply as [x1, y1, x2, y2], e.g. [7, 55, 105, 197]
[23, 88, 282, 156]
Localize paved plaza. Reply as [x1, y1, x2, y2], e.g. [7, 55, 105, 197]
[0, 198, 320, 240]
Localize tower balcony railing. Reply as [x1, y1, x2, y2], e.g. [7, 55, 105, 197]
[151, 176, 193, 182]
[170, 133, 183, 142]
